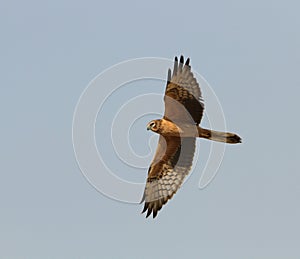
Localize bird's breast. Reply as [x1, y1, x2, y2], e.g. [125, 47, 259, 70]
[160, 119, 198, 137]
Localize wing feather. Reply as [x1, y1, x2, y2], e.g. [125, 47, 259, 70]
[141, 136, 196, 218]
[141, 55, 202, 218]
[164, 55, 204, 124]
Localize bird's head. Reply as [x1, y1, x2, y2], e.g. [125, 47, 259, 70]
[146, 120, 161, 133]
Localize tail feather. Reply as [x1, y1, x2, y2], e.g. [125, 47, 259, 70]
[198, 127, 242, 144]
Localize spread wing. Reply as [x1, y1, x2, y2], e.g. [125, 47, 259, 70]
[164, 55, 204, 125]
[141, 56, 201, 218]
[141, 136, 196, 218]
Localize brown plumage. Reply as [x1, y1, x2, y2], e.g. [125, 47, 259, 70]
[141, 55, 241, 218]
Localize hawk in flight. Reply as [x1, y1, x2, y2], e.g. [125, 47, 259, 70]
[141, 55, 241, 218]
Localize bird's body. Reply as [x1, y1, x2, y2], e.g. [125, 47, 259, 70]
[141, 56, 241, 218]
[147, 119, 241, 142]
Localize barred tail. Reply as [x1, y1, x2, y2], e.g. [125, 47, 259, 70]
[198, 127, 242, 144]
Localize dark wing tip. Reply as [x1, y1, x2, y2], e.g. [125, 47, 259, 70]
[167, 68, 171, 83]
[141, 201, 153, 218]
[141, 202, 148, 213]
[180, 55, 184, 64]
[141, 200, 162, 219]
[173, 56, 178, 76]
[178, 55, 184, 72]
[185, 57, 190, 66]
[146, 207, 152, 218]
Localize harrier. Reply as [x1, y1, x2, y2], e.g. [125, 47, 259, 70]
[141, 55, 241, 218]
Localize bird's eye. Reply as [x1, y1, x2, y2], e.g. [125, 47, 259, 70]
[150, 122, 156, 128]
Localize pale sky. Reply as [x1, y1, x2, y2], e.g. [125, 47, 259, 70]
[1, 0, 300, 258]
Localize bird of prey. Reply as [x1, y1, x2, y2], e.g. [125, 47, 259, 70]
[141, 55, 241, 218]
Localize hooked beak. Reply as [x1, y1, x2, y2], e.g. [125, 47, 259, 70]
[147, 124, 151, 131]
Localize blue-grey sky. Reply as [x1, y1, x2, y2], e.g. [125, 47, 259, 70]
[1, 0, 300, 258]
